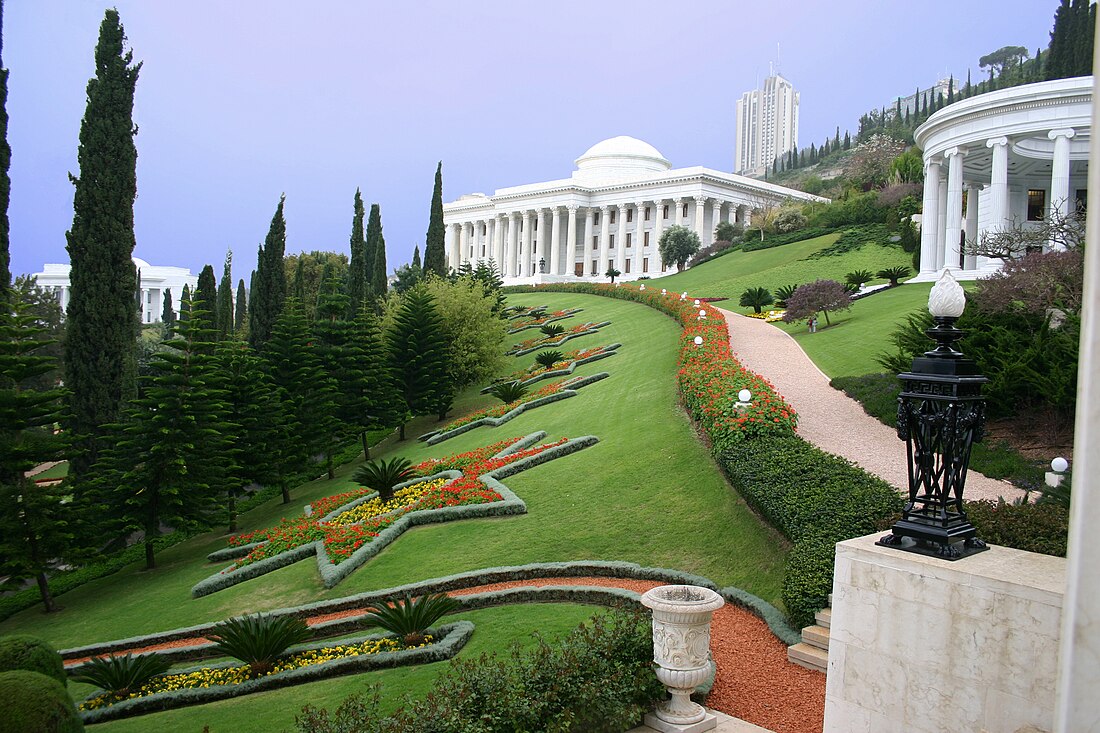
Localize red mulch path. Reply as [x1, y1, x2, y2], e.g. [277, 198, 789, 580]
[62, 576, 824, 733]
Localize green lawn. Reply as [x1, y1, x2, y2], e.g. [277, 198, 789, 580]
[31, 461, 69, 481]
[653, 232, 912, 304]
[0, 292, 788, 729]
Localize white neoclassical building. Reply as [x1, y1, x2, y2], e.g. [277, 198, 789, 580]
[32, 256, 198, 325]
[912, 76, 1091, 282]
[443, 136, 826, 285]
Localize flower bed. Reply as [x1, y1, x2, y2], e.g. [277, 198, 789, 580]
[744, 309, 787, 323]
[506, 308, 583, 333]
[191, 432, 598, 597]
[420, 373, 609, 445]
[506, 321, 612, 356]
[483, 343, 621, 392]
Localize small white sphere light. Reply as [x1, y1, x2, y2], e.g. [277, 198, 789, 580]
[694, 299, 701, 306]
[661, 289, 667, 295]
[693, 335, 703, 346]
[738, 389, 752, 403]
[640, 284, 646, 290]
[1051, 457, 1069, 473]
[680, 292, 687, 300]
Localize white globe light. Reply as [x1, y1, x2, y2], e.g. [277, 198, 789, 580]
[693, 335, 703, 346]
[1051, 457, 1069, 473]
[694, 299, 701, 306]
[661, 289, 667, 295]
[640, 284, 646, 290]
[928, 269, 966, 318]
[699, 309, 706, 316]
[738, 389, 752, 403]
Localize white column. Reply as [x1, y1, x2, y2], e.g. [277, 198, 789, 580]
[449, 223, 461, 271]
[964, 184, 980, 270]
[566, 205, 578, 277]
[919, 160, 941, 274]
[710, 200, 723, 246]
[493, 214, 505, 269]
[521, 211, 533, 277]
[460, 222, 471, 266]
[693, 196, 707, 239]
[549, 206, 562, 275]
[672, 198, 684, 227]
[1053, 60, 1100, 730]
[485, 219, 496, 265]
[614, 204, 628, 273]
[1049, 128, 1076, 228]
[943, 146, 967, 271]
[535, 208, 548, 273]
[936, 165, 949, 270]
[633, 201, 646, 273]
[583, 207, 595, 276]
[653, 199, 666, 272]
[598, 206, 611, 276]
[727, 204, 737, 225]
[506, 213, 519, 278]
[986, 136, 1010, 231]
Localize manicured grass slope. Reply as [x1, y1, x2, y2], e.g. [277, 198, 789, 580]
[0, 293, 784, 651]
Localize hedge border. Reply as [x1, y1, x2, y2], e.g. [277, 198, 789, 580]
[421, 372, 610, 444]
[507, 308, 584, 333]
[189, 433, 600, 598]
[481, 343, 621, 393]
[506, 321, 612, 356]
[76, 621, 475, 725]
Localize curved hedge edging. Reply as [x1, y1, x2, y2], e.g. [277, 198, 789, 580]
[505, 305, 547, 320]
[507, 321, 612, 356]
[719, 586, 802, 647]
[481, 344, 621, 394]
[421, 373, 610, 445]
[190, 434, 600, 598]
[77, 622, 475, 725]
[507, 308, 584, 333]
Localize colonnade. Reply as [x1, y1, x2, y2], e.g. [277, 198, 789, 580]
[448, 197, 751, 278]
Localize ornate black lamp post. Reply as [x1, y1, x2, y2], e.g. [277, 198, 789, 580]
[878, 271, 989, 560]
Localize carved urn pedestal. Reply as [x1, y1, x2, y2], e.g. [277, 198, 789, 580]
[641, 585, 724, 732]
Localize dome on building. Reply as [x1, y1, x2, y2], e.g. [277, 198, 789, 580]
[572, 136, 671, 185]
[132, 257, 152, 271]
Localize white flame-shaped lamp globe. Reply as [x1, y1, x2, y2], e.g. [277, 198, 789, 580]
[1051, 457, 1069, 473]
[928, 270, 966, 318]
[693, 336, 703, 347]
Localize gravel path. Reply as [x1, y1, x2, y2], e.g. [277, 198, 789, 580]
[716, 307, 1025, 502]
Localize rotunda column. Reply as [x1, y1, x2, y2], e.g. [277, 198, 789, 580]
[672, 198, 685, 227]
[549, 206, 562, 275]
[1048, 128, 1076, 233]
[634, 201, 646, 272]
[727, 203, 737, 225]
[448, 223, 461, 271]
[521, 211, 534, 277]
[566, 205, 579, 277]
[710, 200, 723, 246]
[986, 136, 1010, 232]
[653, 200, 666, 272]
[460, 222, 471, 266]
[693, 196, 707, 240]
[943, 146, 967, 271]
[536, 208, 548, 273]
[493, 213, 506, 269]
[598, 206, 611, 276]
[483, 218, 495, 265]
[615, 204, 628, 273]
[919, 159, 942, 274]
[936, 166, 949, 271]
[506, 213, 520, 278]
[964, 184, 980, 270]
[583, 207, 595, 276]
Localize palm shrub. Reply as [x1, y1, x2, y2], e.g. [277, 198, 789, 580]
[353, 457, 416, 502]
[845, 269, 875, 288]
[534, 350, 564, 369]
[739, 287, 775, 314]
[487, 380, 529, 405]
[208, 613, 312, 678]
[539, 323, 565, 337]
[774, 283, 800, 307]
[362, 593, 459, 647]
[71, 653, 171, 695]
[877, 266, 912, 286]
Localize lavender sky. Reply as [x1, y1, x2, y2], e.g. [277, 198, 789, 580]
[6, 1, 1056, 282]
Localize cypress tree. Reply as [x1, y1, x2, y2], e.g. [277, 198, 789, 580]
[904, 107, 911, 126]
[947, 76, 955, 105]
[0, 0, 11, 293]
[965, 70, 972, 96]
[385, 287, 453, 439]
[291, 256, 305, 302]
[161, 288, 175, 331]
[216, 250, 233, 340]
[195, 263, 218, 335]
[346, 188, 367, 317]
[249, 195, 287, 350]
[234, 278, 247, 332]
[921, 92, 928, 117]
[179, 284, 191, 326]
[843, 131, 851, 150]
[63, 9, 141, 484]
[412, 246, 422, 271]
[367, 203, 388, 299]
[423, 161, 447, 277]
[834, 126, 841, 149]
[1032, 49, 1043, 82]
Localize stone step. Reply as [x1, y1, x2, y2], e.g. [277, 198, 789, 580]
[801, 624, 830, 651]
[787, 642, 828, 673]
[815, 607, 831, 629]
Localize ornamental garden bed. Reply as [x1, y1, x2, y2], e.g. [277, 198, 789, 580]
[506, 321, 612, 356]
[422, 373, 609, 444]
[506, 308, 584, 333]
[191, 432, 598, 597]
[482, 343, 621, 393]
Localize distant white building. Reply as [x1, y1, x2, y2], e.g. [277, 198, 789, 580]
[32, 257, 198, 325]
[735, 74, 800, 176]
[443, 136, 826, 285]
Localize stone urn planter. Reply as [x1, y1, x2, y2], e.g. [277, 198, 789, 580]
[641, 584, 724, 728]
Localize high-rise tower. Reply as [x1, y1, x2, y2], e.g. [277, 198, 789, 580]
[735, 74, 800, 176]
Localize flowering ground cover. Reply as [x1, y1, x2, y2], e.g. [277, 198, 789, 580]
[506, 308, 583, 333]
[191, 433, 594, 597]
[486, 343, 620, 390]
[506, 320, 611, 355]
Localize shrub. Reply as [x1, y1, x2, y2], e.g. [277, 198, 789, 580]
[0, 636, 66, 686]
[0, 670, 83, 733]
[877, 266, 912, 286]
[353, 457, 416, 502]
[739, 287, 774, 314]
[658, 225, 702, 272]
[782, 279, 851, 326]
[539, 323, 565, 337]
[964, 500, 1069, 557]
[773, 283, 800, 307]
[486, 380, 529, 404]
[774, 207, 807, 233]
[807, 224, 892, 258]
[845, 270, 875, 288]
[740, 226, 833, 253]
[533, 350, 564, 368]
[70, 653, 171, 695]
[209, 613, 313, 677]
[361, 593, 460, 646]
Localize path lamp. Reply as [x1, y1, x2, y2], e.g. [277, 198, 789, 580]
[694, 299, 701, 306]
[640, 283, 646, 291]
[878, 270, 988, 560]
[735, 389, 752, 408]
[697, 309, 707, 320]
[693, 336, 704, 347]
[680, 292, 687, 300]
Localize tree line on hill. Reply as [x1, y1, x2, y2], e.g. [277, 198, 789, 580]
[0, 7, 500, 612]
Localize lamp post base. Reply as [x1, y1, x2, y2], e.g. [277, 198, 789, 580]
[877, 532, 989, 560]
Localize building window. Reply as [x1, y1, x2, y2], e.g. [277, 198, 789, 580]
[610, 209, 617, 224]
[662, 205, 669, 219]
[1027, 189, 1046, 221]
[643, 257, 649, 273]
[625, 259, 631, 273]
[609, 235, 615, 249]
[682, 203, 688, 218]
[627, 208, 633, 223]
[591, 260, 598, 275]
[481, 245, 486, 257]
[1076, 188, 1088, 213]
[146, 291, 152, 304]
[592, 236, 598, 250]
[594, 211, 600, 225]
[661, 262, 667, 272]
[626, 233, 632, 248]
[644, 207, 651, 221]
[644, 232, 650, 247]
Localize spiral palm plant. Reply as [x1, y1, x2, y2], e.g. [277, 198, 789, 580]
[534, 350, 564, 369]
[845, 269, 875, 288]
[208, 613, 312, 678]
[774, 283, 800, 307]
[738, 286, 775, 314]
[487, 380, 529, 404]
[72, 653, 172, 695]
[876, 266, 912, 286]
[353, 456, 416, 502]
[539, 323, 565, 338]
[362, 593, 460, 647]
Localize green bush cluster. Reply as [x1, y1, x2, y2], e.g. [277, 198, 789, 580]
[806, 190, 889, 229]
[719, 436, 902, 627]
[0, 671, 83, 733]
[295, 610, 663, 733]
[807, 224, 892, 259]
[965, 500, 1069, 557]
[0, 635, 67, 686]
[740, 226, 835, 252]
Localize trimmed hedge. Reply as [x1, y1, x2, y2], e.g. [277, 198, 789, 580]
[719, 436, 902, 627]
[0, 635, 68, 686]
[77, 622, 475, 725]
[740, 226, 836, 252]
[0, 670, 83, 733]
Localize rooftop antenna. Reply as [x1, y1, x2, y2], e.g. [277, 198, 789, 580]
[776, 42, 781, 76]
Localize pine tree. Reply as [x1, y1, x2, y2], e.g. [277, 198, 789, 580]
[351, 307, 403, 458]
[89, 298, 237, 569]
[965, 69, 972, 96]
[1032, 49, 1043, 82]
[161, 288, 175, 332]
[367, 203, 388, 299]
[292, 256, 306, 303]
[947, 75, 955, 105]
[412, 246, 422, 271]
[0, 0, 11, 293]
[834, 126, 841, 149]
[314, 266, 361, 471]
[249, 195, 287, 350]
[921, 92, 928, 118]
[843, 131, 851, 150]
[63, 9, 141, 486]
[0, 296, 70, 612]
[346, 188, 367, 317]
[216, 250, 233, 340]
[423, 161, 447, 277]
[234, 278, 247, 332]
[195, 263, 218, 335]
[385, 287, 453, 439]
